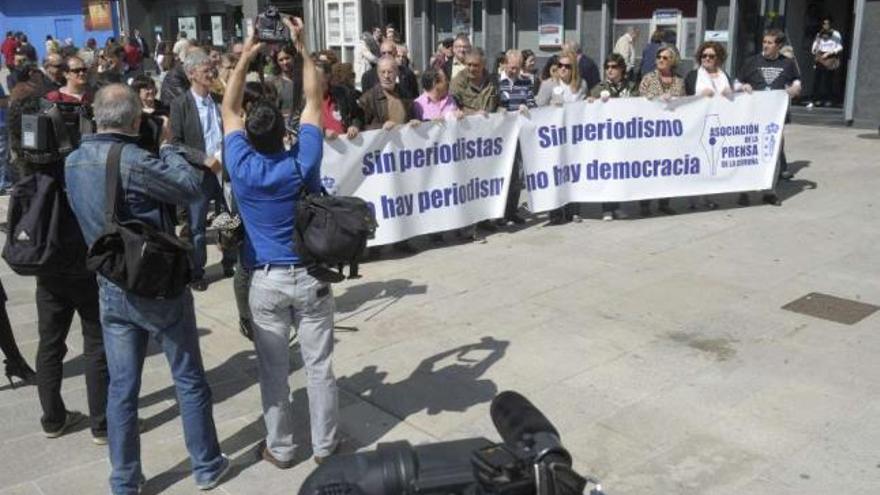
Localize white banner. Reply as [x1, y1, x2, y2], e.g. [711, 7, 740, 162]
[518, 91, 789, 212]
[321, 113, 519, 246]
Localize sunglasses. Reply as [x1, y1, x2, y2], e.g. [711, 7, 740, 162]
[381, 51, 395, 55]
[604, 64, 620, 69]
[558, 63, 572, 69]
[68, 67, 88, 74]
[656, 54, 671, 60]
[701, 53, 717, 59]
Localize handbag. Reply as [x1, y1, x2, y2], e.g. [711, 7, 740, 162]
[86, 143, 193, 299]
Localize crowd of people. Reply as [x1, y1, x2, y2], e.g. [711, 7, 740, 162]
[0, 14, 817, 495]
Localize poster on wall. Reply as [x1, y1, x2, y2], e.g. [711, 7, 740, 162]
[83, 0, 113, 31]
[453, 0, 472, 36]
[178, 17, 198, 41]
[211, 16, 224, 46]
[538, 0, 563, 47]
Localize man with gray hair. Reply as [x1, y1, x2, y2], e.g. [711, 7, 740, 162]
[170, 47, 234, 290]
[65, 83, 228, 494]
[613, 26, 640, 78]
[42, 53, 66, 91]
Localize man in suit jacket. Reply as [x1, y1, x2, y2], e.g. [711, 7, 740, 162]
[170, 47, 232, 290]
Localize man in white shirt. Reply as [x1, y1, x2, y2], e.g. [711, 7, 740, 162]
[613, 27, 639, 79]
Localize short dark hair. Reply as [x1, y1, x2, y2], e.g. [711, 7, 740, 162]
[420, 67, 445, 91]
[245, 101, 286, 155]
[130, 74, 156, 93]
[764, 28, 786, 45]
[604, 52, 626, 68]
[441, 38, 454, 49]
[821, 15, 833, 23]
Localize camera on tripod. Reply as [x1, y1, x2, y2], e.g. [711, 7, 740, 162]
[299, 391, 604, 495]
[255, 6, 290, 44]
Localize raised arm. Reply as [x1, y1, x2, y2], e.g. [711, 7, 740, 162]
[221, 36, 264, 135]
[284, 16, 322, 129]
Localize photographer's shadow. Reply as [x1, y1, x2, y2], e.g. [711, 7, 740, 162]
[334, 278, 427, 316]
[338, 336, 509, 449]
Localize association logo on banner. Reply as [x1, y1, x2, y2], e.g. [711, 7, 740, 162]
[704, 120, 762, 172]
[762, 122, 781, 161]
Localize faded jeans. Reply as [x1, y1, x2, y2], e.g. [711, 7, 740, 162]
[249, 265, 338, 461]
[98, 277, 225, 494]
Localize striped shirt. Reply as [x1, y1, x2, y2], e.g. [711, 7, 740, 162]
[498, 74, 537, 111]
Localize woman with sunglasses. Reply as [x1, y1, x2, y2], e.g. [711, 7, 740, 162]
[637, 44, 685, 216]
[536, 50, 587, 224]
[588, 52, 639, 221]
[44, 56, 93, 105]
[683, 41, 733, 211]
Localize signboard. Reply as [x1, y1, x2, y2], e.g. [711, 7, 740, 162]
[538, 0, 563, 47]
[704, 30, 729, 42]
[83, 0, 113, 31]
[178, 17, 197, 41]
[211, 16, 224, 46]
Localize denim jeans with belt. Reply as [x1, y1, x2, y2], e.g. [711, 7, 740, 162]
[98, 277, 225, 494]
[249, 265, 338, 461]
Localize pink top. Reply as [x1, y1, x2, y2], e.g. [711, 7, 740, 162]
[413, 93, 458, 120]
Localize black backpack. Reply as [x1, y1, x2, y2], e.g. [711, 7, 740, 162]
[86, 143, 193, 299]
[292, 167, 377, 281]
[2, 166, 89, 277]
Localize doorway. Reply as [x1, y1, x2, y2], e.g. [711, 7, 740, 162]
[784, 0, 854, 107]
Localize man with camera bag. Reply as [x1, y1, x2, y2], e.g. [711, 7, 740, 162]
[65, 84, 230, 494]
[221, 17, 339, 468]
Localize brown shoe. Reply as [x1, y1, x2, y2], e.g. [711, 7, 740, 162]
[257, 441, 295, 469]
[314, 440, 341, 465]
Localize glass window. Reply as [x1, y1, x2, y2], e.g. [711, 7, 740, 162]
[343, 2, 357, 43]
[328, 3, 341, 42]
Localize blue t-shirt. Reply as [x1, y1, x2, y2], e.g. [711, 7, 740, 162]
[224, 124, 324, 269]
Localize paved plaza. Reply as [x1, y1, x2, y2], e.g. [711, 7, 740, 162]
[1, 124, 879, 494]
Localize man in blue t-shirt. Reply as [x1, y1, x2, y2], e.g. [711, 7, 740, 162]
[221, 17, 338, 468]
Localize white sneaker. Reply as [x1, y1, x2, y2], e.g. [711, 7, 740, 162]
[197, 454, 231, 491]
[602, 212, 614, 222]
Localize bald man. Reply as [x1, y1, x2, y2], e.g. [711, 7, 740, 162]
[360, 40, 419, 99]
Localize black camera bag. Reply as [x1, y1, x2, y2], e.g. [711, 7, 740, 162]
[86, 143, 193, 299]
[292, 157, 376, 281]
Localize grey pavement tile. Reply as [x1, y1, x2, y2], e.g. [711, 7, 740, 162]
[0, 483, 42, 495]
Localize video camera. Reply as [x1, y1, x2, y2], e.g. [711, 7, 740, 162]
[298, 391, 604, 495]
[255, 6, 291, 43]
[21, 100, 94, 164]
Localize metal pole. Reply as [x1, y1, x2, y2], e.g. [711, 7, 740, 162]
[844, 0, 864, 123]
[728, 0, 738, 76]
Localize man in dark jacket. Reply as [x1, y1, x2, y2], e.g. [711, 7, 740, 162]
[169, 47, 234, 290]
[160, 49, 192, 105]
[358, 56, 416, 130]
[360, 40, 419, 99]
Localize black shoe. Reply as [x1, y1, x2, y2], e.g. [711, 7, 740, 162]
[4, 358, 36, 389]
[222, 265, 235, 278]
[239, 318, 254, 341]
[779, 170, 794, 180]
[190, 278, 209, 292]
[506, 214, 526, 225]
[737, 193, 750, 207]
[762, 194, 782, 206]
[43, 410, 86, 438]
[658, 206, 677, 215]
[639, 204, 652, 217]
[706, 201, 719, 210]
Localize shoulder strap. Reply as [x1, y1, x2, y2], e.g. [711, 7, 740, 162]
[104, 143, 125, 225]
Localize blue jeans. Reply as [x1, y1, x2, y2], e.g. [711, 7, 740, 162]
[98, 277, 225, 494]
[187, 174, 232, 280]
[0, 127, 14, 191]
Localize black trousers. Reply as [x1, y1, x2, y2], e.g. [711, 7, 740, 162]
[0, 279, 28, 365]
[505, 151, 524, 220]
[813, 66, 835, 103]
[35, 274, 108, 435]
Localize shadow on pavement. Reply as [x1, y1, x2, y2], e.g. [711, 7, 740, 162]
[337, 336, 509, 450]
